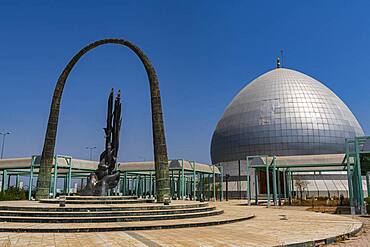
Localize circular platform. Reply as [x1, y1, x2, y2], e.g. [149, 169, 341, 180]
[0, 198, 253, 232]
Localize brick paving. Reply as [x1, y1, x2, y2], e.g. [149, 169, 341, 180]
[0, 201, 363, 246]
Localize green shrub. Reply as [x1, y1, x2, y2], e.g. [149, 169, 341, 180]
[365, 197, 370, 205]
[290, 197, 349, 207]
[316, 196, 329, 201]
[342, 198, 350, 206]
[0, 187, 27, 201]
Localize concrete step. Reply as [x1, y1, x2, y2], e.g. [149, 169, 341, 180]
[65, 196, 138, 200]
[0, 209, 224, 223]
[0, 206, 216, 217]
[0, 202, 209, 212]
[0, 212, 254, 232]
[39, 198, 155, 204]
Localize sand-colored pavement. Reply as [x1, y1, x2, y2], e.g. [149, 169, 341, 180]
[327, 215, 370, 247]
[0, 201, 363, 247]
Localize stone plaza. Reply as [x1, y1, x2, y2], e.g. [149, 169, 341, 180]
[0, 200, 366, 246]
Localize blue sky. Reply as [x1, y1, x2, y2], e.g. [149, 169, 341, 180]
[0, 1, 369, 163]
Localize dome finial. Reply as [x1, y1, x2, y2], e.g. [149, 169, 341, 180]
[276, 57, 281, 68]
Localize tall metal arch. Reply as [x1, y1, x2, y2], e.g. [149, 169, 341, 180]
[35, 39, 170, 202]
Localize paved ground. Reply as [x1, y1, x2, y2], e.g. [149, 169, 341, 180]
[326, 215, 370, 247]
[0, 201, 364, 246]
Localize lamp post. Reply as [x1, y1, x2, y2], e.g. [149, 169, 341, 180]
[85, 146, 96, 160]
[0, 132, 11, 159]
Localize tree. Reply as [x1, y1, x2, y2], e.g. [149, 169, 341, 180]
[294, 176, 309, 202]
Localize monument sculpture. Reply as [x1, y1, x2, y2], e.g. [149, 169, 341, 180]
[80, 89, 121, 196]
[35, 39, 170, 202]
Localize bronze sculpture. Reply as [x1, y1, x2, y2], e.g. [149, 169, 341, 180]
[80, 89, 121, 196]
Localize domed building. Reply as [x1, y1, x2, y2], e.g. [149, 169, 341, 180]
[211, 67, 364, 164]
[211, 64, 365, 199]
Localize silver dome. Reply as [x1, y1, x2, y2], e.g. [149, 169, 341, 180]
[211, 68, 364, 164]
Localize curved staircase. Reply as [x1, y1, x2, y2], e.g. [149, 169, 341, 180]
[39, 195, 155, 204]
[0, 196, 254, 232]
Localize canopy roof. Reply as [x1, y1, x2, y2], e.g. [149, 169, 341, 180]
[249, 153, 351, 172]
[0, 156, 220, 175]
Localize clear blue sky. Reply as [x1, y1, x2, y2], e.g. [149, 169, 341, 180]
[0, 1, 369, 163]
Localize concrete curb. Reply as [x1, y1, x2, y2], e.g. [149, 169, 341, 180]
[281, 221, 364, 247]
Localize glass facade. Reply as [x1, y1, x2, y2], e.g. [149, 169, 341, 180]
[211, 68, 364, 164]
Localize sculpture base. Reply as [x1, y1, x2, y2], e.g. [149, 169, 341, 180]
[80, 171, 120, 196]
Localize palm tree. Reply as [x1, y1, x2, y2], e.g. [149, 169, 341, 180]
[35, 39, 170, 202]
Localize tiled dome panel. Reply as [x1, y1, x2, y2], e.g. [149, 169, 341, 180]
[211, 68, 364, 164]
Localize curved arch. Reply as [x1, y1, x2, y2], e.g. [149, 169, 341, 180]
[35, 39, 170, 202]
